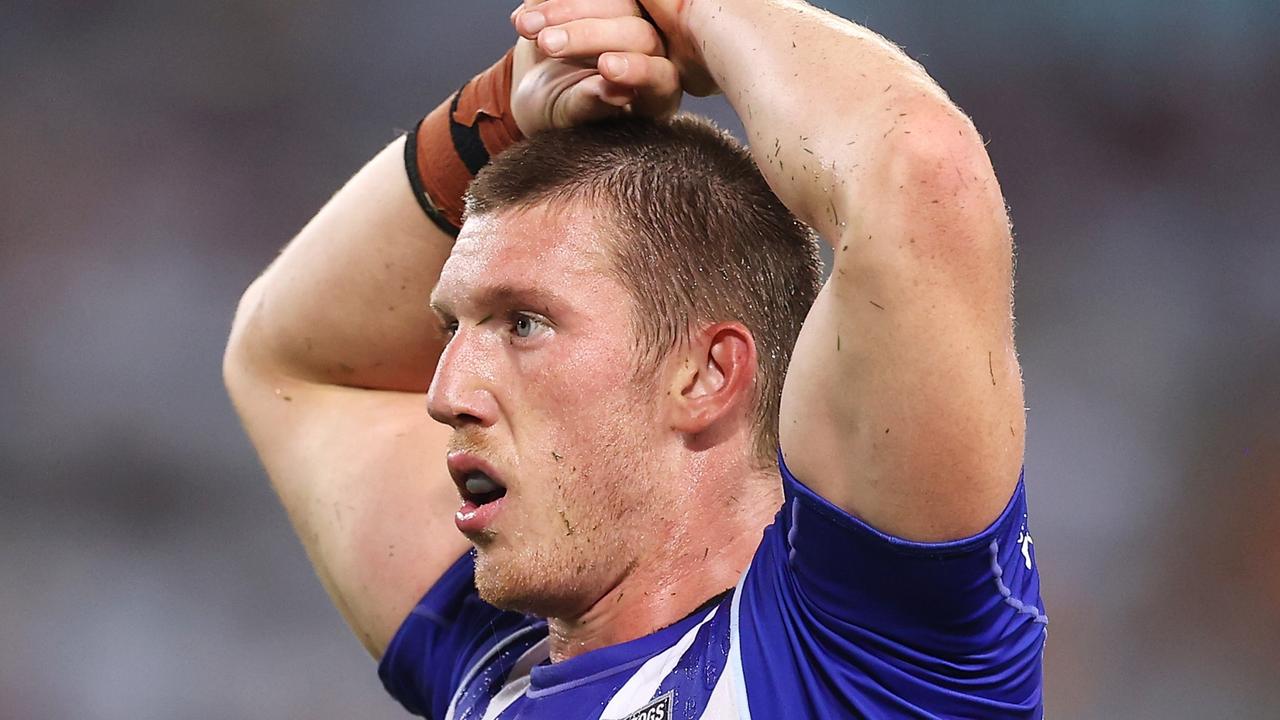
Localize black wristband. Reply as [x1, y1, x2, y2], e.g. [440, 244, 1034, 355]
[448, 81, 491, 176]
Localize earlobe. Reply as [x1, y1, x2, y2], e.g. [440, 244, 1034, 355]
[668, 323, 756, 435]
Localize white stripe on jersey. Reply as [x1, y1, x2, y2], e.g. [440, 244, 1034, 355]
[726, 569, 753, 720]
[481, 638, 551, 720]
[598, 605, 720, 719]
[698, 663, 739, 719]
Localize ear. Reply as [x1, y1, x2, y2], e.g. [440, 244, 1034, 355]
[667, 322, 758, 436]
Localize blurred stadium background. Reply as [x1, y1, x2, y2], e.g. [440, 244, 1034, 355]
[2, 1, 1277, 718]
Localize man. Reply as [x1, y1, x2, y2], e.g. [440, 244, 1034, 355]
[224, 0, 1045, 717]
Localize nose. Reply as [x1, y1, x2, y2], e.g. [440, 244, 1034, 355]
[427, 329, 499, 429]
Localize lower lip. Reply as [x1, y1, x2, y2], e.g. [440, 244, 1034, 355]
[455, 496, 506, 535]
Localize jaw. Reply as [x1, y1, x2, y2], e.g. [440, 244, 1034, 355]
[468, 486, 655, 619]
[543, 458, 783, 661]
[461, 385, 699, 621]
[472, 535, 625, 619]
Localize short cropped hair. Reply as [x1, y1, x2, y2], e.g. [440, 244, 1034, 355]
[465, 114, 822, 465]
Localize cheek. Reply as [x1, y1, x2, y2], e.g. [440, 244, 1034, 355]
[512, 335, 657, 485]
[520, 333, 644, 421]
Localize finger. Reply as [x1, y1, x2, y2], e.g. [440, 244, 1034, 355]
[536, 17, 663, 59]
[554, 75, 633, 127]
[514, 0, 642, 38]
[579, 74, 636, 109]
[599, 52, 681, 117]
[598, 52, 679, 95]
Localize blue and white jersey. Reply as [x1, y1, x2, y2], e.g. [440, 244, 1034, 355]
[379, 454, 1046, 719]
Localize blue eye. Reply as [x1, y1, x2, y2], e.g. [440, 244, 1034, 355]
[512, 314, 538, 338]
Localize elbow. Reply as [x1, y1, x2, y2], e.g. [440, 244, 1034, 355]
[222, 277, 267, 402]
[881, 105, 1011, 249]
[892, 106, 995, 197]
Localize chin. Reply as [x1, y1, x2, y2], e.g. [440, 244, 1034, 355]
[473, 542, 601, 618]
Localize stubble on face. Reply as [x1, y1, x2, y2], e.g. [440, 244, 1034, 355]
[471, 380, 666, 619]
[447, 205, 674, 620]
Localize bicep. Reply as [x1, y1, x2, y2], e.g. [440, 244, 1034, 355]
[779, 141, 1024, 543]
[228, 365, 468, 657]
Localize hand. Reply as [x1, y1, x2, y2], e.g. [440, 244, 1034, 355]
[634, 0, 719, 97]
[509, 0, 683, 134]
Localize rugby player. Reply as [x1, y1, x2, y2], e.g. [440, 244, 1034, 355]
[224, 0, 1045, 717]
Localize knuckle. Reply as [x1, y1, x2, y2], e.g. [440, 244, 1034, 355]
[651, 63, 679, 91]
[541, 0, 611, 25]
[565, 20, 599, 48]
[539, 0, 573, 26]
[623, 16, 661, 45]
[529, 0, 565, 26]
[571, 0, 641, 19]
[630, 54, 655, 82]
[618, 0, 644, 17]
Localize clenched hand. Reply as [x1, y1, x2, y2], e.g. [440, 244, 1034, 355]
[509, 0, 684, 134]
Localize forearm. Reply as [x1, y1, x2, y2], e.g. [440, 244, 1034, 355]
[222, 137, 466, 656]
[685, 0, 989, 241]
[228, 137, 451, 393]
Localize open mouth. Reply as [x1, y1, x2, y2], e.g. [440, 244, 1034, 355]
[448, 452, 510, 533]
[458, 470, 507, 507]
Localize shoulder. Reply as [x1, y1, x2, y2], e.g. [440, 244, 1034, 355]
[726, 454, 1046, 717]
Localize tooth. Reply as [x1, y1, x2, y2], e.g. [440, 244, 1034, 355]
[465, 473, 499, 496]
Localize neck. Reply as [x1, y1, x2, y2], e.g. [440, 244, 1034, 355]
[546, 458, 780, 662]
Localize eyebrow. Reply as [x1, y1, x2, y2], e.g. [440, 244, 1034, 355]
[430, 283, 564, 318]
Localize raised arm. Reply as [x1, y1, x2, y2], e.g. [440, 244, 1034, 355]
[651, 0, 1024, 541]
[224, 133, 470, 657]
[224, 9, 681, 657]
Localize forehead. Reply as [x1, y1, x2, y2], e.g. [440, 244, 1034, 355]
[433, 203, 620, 308]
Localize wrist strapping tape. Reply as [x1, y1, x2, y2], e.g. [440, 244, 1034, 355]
[405, 49, 523, 236]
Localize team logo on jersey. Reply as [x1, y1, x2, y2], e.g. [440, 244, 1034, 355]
[1017, 529, 1034, 570]
[621, 691, 673, 720]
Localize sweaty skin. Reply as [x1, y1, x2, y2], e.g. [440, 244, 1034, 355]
[225, 0, 1021, 664]
[428, 204, 777, 659]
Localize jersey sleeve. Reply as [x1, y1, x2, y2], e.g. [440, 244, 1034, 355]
[377, 551, 538, 719]
[733, 452, 1046, 717]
